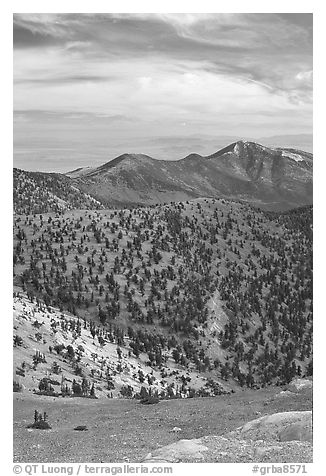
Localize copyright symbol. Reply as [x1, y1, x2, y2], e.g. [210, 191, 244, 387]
[13, 466, 22, 474]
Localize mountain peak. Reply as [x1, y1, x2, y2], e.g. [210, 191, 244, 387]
[102, 153, 154, 167]
[208, 140, 259, 158]
[233, 140, 270, 153]
[78, 153, 155, 178]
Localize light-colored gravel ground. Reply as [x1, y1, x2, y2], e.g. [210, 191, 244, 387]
[13, 385, 312, 463]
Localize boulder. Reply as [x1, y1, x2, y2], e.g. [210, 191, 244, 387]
[170, 427, 182, 433]
[279, 421, 312, 443]
[274, 390, 294, 399]
[142, 438, 209, 462]
[233, 411, 312, 442]
[254, 445, 283, 458]
[287, 379, 313, 393]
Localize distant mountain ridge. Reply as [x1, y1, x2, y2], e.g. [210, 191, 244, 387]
[65, 140, 313, 211]
[13, 168, 103, 215]
[14, 140, 313, 213]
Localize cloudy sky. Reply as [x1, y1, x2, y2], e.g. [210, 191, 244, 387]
[13, 13, 313, 172]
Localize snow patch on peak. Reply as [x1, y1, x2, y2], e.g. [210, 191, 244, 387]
[233, 142, 243, 155]
[234, 141, 265, 154]
[281, 151, 304, 162]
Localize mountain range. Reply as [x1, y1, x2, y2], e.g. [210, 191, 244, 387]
[14, 140, 313, 213]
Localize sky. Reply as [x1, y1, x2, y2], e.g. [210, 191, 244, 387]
[13, 13, 313, 172]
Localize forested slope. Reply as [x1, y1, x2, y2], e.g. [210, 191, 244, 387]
[13, 198, 312, 390]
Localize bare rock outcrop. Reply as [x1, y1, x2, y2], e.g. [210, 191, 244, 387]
[229, 411, 312, 442]
[142, 438, 209, 463]
[287, 379, 313, 394]
[141, 411, 313, 463]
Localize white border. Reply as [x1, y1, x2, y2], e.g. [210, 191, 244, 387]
[3, 3, 323, 475]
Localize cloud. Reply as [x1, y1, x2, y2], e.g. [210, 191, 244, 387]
[14, 74, 117, 85]
[13, 13, 312, 171]
[296, 70, 313, 85]
[13, 110, 132, 123]
[13, 13, 312, 101]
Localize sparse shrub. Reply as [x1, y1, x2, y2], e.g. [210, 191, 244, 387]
[33, 350, 46, 368]
[205, 378, 225, 396]
[74, 363, 84, 377]
[98, 336, 105, 346]
[81, 377, 90, 396]
[51, 361, 61, 374]
[29, 420, 51, 430]
[72, 379, 83, 396]
[13, 335, 23, 347]
[61, 383, 71, 397]
[13, 380, 23, 392]
[16, 367, 25, 377]
[32, 320, 43, 328]
[138, 387, 159, 404]
[138, 386, 149, 400]
[138, 370, 145, 383]
[89, 383, 97, 398]
[66, 345, 75, 360]
[139, 395, 159, 405]
[306, 359, 313, 376]
[120, 384, 133, 398]
[27, 410, 51, 430]
[53, 343, 65, 355]
[37, 378, 57, 396]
